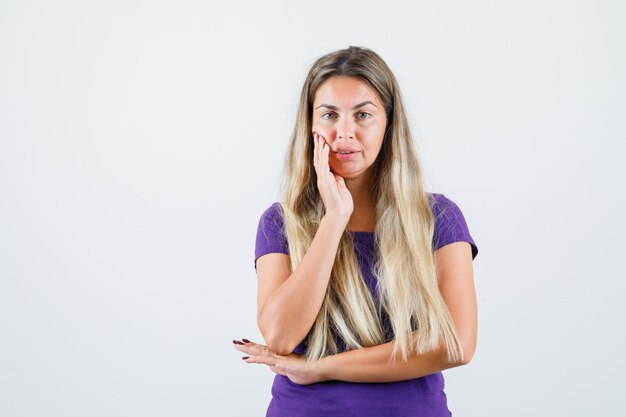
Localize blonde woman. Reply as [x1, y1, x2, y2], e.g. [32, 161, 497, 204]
[233, 46, 479, 417]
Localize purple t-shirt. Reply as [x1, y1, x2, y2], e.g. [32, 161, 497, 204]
[254, 192, 478, 417]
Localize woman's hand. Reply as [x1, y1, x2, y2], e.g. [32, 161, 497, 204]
[232, 338, 325, 385]
[312, 132, 353, 222]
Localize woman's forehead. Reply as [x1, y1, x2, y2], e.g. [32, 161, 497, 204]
[313, 76, 382, 108]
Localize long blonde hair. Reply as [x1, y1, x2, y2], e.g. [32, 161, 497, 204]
[278, 46, 463, 364]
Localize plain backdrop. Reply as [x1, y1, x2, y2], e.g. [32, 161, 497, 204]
[1, 1, 625, 416]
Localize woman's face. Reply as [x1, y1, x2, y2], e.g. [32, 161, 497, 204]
[311, 75, 388, 180]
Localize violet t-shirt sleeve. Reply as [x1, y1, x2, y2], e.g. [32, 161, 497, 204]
[254, 202, 290, 271]
[430, 193, 479, 260]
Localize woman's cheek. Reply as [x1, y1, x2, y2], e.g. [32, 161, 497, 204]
[319, 130, 335, 142]
[311, 122, 334, 140]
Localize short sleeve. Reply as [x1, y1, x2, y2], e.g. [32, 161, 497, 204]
[429, 193, 479, 260]
[254, 202, 290, 271]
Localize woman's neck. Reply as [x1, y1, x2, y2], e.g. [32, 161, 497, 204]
[345, 172, 376, 232]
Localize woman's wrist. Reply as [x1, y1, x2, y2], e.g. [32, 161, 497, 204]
[315, 354, 334, 382]
[321, 214, 349, 235]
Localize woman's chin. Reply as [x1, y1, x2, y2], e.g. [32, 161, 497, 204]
[332, 165, 376, 183]
[333, 170, 361, 181]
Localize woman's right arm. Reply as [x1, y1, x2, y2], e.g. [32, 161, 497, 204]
[256, 214, 346, 355]
[257, 133, 352, 355]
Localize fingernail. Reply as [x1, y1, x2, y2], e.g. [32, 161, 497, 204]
[233, 340, 244, 345]
[242, 356, 250, 360]
[242, 338, 250, 343]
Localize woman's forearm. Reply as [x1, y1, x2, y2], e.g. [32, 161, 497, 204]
[258, 215, 346, 355]
[316, 338, 467, 383]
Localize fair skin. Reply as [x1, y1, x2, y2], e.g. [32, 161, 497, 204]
[312, 75, 387, 231]
[233, 75, 477, 384]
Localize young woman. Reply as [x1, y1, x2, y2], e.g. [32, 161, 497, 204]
[233, 46, 479, 417]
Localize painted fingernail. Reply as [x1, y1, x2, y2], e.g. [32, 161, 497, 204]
[242, 338, 251, 343]
[234, 340, 244, 345]
[242, 356, 250, 360]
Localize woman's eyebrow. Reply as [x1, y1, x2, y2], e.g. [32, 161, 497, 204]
[315, 100, 377, 110]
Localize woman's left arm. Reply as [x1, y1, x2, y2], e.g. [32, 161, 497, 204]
[317, 241, 477, 383]
[233, 241, 477, 384]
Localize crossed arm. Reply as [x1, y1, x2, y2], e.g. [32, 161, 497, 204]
[234, 241, 477, 384]
[315, 335, 465, 383]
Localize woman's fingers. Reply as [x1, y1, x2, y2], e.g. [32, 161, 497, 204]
[234, 339, 282, 367]
[322, 134, 330, 172]
[233, 339, 262, 357]
[314, 133, 324, 174]
[313, 133, 320, 176]
[313, 132, 331, 180]
[243, 353, 278, 367]
[311, 131, 352, 221]
[320, 134, 327, 170]
[234, 340, 318, 384]
[312, 132, 316, 167]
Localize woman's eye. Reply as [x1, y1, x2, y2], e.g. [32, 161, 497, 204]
[357, 112, 371, 119]
[321, 113, 336, 120]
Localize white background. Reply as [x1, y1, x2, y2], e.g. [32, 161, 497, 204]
[1, 1, 625, 416]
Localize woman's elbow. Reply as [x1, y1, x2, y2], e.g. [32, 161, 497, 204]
[257, 317, 297, 355]
[459, 337, 476, 365]
[447, 335, 476, 366]
[460, 348, 474, 365]
[264, 333, 297, 355]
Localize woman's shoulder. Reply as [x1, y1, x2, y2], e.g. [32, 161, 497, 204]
[256, 201, 286, 239]
[259, 201, 284, 222]
[427, 192, 479, 259]
[426, 192, 462, 216]
[426, 191, 449, 205]
[254, 201, 289, 270]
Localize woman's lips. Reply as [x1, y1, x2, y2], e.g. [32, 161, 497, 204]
[334, 151, 359, 161]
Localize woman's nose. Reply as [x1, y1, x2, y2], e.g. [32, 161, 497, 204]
[336, 118, 355, 140]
